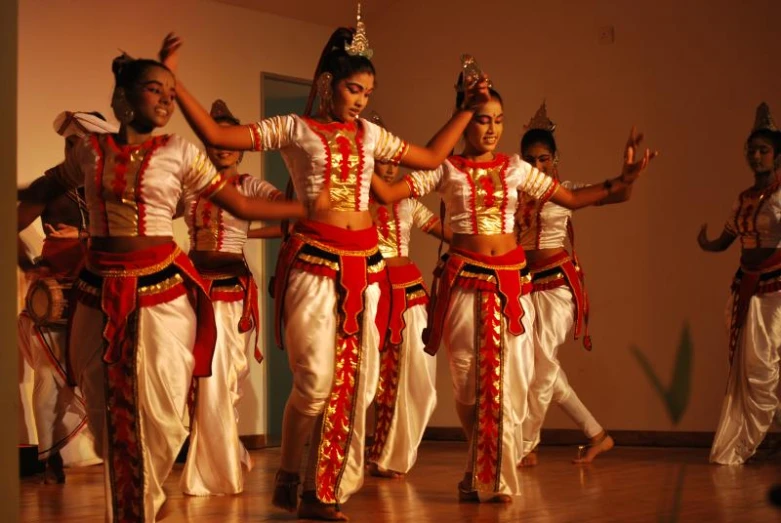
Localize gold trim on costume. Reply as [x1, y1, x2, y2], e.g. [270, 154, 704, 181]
[86, 248, 181, 277]
[292, 233, 380, 257]
[392, 276, 424, 290]
[451, 252, 527, 271]
[529, 255, 573, 274]
[137, 274, 184, 296]
[297, 253, 340, 272]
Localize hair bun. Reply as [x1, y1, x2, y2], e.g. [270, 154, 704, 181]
[210, 99, 240, 125]
[111, 52, 135, 78]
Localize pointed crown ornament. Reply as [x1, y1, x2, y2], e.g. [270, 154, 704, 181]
[210, 99, 240, 125]
[345, 2, 373, 59]
[752, 102, 778, 133]
[525, 100, 556, 132]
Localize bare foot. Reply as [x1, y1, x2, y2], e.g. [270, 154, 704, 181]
[458, 475, 513, 504]
[298, 491, 349, 521]
[271, 469, 300, 512]
[43, 452, 65, 484]
[367, 462, 405, 479]
[517, 450, 539, 468]
[573, 432, 614, 464]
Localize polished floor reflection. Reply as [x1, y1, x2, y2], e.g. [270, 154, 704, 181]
[20, 442, 780, 522]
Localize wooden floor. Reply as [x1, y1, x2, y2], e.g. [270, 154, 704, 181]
[20, 442, 781, 522]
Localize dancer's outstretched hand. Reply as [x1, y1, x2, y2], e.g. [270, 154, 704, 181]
[159, 33, 183, 74]
[620, 126, 658, 184]
[461, 74, 491, 110]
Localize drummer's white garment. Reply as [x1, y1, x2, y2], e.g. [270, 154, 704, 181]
[17, 313, 101, 466]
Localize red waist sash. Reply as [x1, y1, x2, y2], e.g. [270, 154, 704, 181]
[728, 250, 781, 364]
[423, 246, 531, 355]
[199, 264, 262, 364]
[380, 262, 429, 347]
[76, 242, 216, 378]
[40, 237, 86, 280]
[529, 250, 592, 350]
[272, 220, 387, 350]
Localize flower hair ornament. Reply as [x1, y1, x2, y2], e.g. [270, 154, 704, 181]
[345, 2, 373, 59]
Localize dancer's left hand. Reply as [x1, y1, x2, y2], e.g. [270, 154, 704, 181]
[620, 126, 658, 183]
[159, 32, 183, 74]
[462, 75, 491, 110]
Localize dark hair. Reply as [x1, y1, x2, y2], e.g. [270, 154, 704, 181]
[521, 129, 557, 156]
[747, 129, 781, 158]
[454, 73, 502, 111]
[112, 55, 171, 90]
[304, 28, 376, 115]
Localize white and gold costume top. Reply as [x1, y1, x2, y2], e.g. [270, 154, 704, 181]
[48, 133, 224, 238]
[370, 198, 440, 258]
[403, 153, 559, 235]
[724, 182, 781, 249]
[248, 115, 408, 212]
[183, 174, 282, 254]
[517, 180, 585, 250]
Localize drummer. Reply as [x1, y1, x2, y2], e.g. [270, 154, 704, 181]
[17, 111, 115, 483]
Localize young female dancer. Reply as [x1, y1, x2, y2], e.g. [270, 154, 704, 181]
[158, 9, 491, 518]
[366, 114, 451, 479]
[179, 99, 283, 496]
[371, 79, 654, 502]
[700, 102, 781, 465]
[18, 55, 305, 521]
[516, 103, 636, 466]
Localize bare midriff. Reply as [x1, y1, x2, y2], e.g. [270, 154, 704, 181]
[90, 236, 173, 253]
[452, 232, 518, 257]
[309, 209, 375, 231]
[189, 250, 246, 273]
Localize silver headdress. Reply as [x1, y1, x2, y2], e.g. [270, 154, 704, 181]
[752, 102, 778, 133]
[456, 54, 492, 91]
[524, 100, 556, 132]
[345, 2, 373, 59]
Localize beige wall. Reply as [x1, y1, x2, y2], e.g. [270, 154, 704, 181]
[17, 0, 781, 439]
[18, 0, 332, 436]
[368, 0, 781, 431]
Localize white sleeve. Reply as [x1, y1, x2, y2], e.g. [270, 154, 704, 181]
[240, 175, 284, 201]
[402, 165, 445, 198]
[362, 119, 410, 164]
[248, 114, 296, 152]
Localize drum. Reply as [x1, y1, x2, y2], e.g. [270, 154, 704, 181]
[25, 277, 73, 327]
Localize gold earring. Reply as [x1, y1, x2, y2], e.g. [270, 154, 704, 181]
[111, 87, 135, 124]
[316, 73, 333, 117]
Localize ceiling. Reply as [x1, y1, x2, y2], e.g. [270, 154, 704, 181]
[212, 0, 398, 28]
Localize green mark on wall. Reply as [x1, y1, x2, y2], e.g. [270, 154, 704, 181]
[630, 322, 693, 425]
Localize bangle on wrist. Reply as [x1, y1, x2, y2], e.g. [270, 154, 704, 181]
[603, 178, 613, 193]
